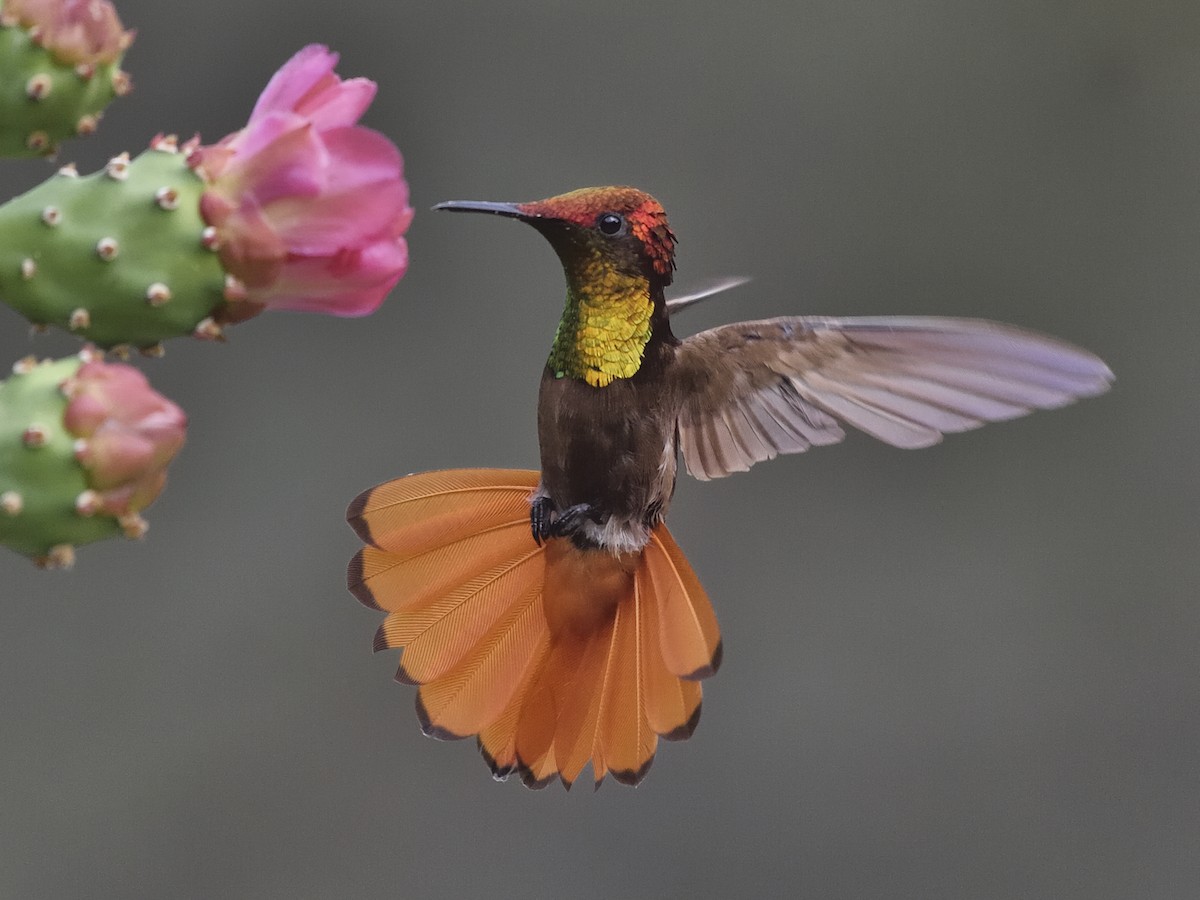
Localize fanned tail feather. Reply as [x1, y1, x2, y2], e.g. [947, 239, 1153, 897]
[345, 468, 721, 788]
[553, 625, 615, 787]
[645, 527, 723, 679]
[476, 636, 551, 779]
[598, 587, 659, 785]
[347, 468, 540, 552]
[415, 581, 546, 737]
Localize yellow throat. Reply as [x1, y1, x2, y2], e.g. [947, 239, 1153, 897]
[548, 252, 654, 388]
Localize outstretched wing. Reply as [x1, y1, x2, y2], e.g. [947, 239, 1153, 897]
[673, 316, 1113, 480]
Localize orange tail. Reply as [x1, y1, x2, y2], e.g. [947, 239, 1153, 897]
[346, 468, 722, 789]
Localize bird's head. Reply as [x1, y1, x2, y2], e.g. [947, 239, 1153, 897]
[435, 186, 677, 291]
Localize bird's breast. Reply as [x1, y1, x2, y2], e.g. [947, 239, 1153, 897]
[537, 364, 679, 548]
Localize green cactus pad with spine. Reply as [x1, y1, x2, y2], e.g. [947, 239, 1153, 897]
[0, 355, 120, 559]
[0, 147, 227, 348]
[0, 15, 126, 157]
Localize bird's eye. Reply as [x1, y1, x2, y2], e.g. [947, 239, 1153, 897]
[597, 212, 626, 236]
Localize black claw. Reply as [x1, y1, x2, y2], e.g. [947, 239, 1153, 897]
[530, 496, 554, 546]
[532, 499, 606, 545]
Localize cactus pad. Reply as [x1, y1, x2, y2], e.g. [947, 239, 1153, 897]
[0, 13, 129, 157]
[0, 144, 228, 349]
[0, 350, 186, 567]
[0, 353, 119, 563]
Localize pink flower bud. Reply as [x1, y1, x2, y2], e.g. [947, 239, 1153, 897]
[191, 45, 412, 321]
[3, 0, 134, 67]
[62, 359, 186, 516]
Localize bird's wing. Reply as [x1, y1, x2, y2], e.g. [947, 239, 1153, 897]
[673, 316, 1113, 480]
[665, 276, 751, 316]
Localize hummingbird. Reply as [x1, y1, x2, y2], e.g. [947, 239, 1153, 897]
[347, 186, 1112, 789]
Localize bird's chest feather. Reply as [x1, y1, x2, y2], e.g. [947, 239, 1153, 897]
[537, 363, 679, 528]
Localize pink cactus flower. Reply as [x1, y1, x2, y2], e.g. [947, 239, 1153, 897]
[190, 45, 412, 320]
[62, 358, 187, 517]
[1, 0, 134, 67]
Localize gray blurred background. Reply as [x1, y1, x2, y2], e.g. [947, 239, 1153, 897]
[0, 1, 1196, 897]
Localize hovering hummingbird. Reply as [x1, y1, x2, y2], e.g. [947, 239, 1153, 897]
[347, 186, 1112, 789]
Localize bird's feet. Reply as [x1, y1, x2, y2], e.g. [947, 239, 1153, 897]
[531, 497, 553, 546]
[530, 498, 603, 546]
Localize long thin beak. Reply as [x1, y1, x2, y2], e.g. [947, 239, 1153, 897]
[432, 200, 528, 219]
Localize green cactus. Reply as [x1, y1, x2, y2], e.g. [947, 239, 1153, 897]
[0, 5, 131, 157]
[0, 354, 119, 565]
[0, 349, 186, 568]
[0, 142, 229, 350]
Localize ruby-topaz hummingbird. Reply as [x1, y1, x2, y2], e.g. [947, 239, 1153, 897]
[347, 186, 1113, 789]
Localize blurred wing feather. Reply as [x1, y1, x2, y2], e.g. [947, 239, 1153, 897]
[675, 316, 1113, 479]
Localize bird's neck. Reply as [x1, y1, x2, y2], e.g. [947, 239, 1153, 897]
[547, 268, 657, 388]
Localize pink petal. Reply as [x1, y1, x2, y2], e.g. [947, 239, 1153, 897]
[62, 390, 108, 435]
[194, 44, 409, 319]
[248, 45, 377, 131]
[204, 194, 287, 288]
[263, 127, 408, 253]
[296, 78, 376, 131]
[249, 45, 339, 122]
[61, 360, 187, 514]
[250, 238, 409, 316]
[85, 431, 158, 491]
[97, 469, 168, 517]
[220, 113, 325, 203]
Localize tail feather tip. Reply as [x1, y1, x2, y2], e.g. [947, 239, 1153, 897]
[345, 489, 373, 544]
[518, 763, 556, 790]
[662, 701, 703, 743]
[683, 639, 723, 681]
[611, 756, 655, 787]
[415, 693, 465, 742]
[346, 551, 381, 610]
[709, 639, 724, 675]
[373, 625, 391, 653]
[392, 658, 419, 685]
[478, 740, 515, 782]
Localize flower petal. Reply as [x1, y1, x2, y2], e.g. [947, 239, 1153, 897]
[249, 44, 377, 131]
[297, 78, 376, 131]
[262, 127, 408, 253]
[217, 113, 325, 204]
[249, 45, 340, 122]
[63, 360, 186, 514]
[205, 194, 287, 288]
[249, 238, 408, 316]
[194, 45, 410, 318]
